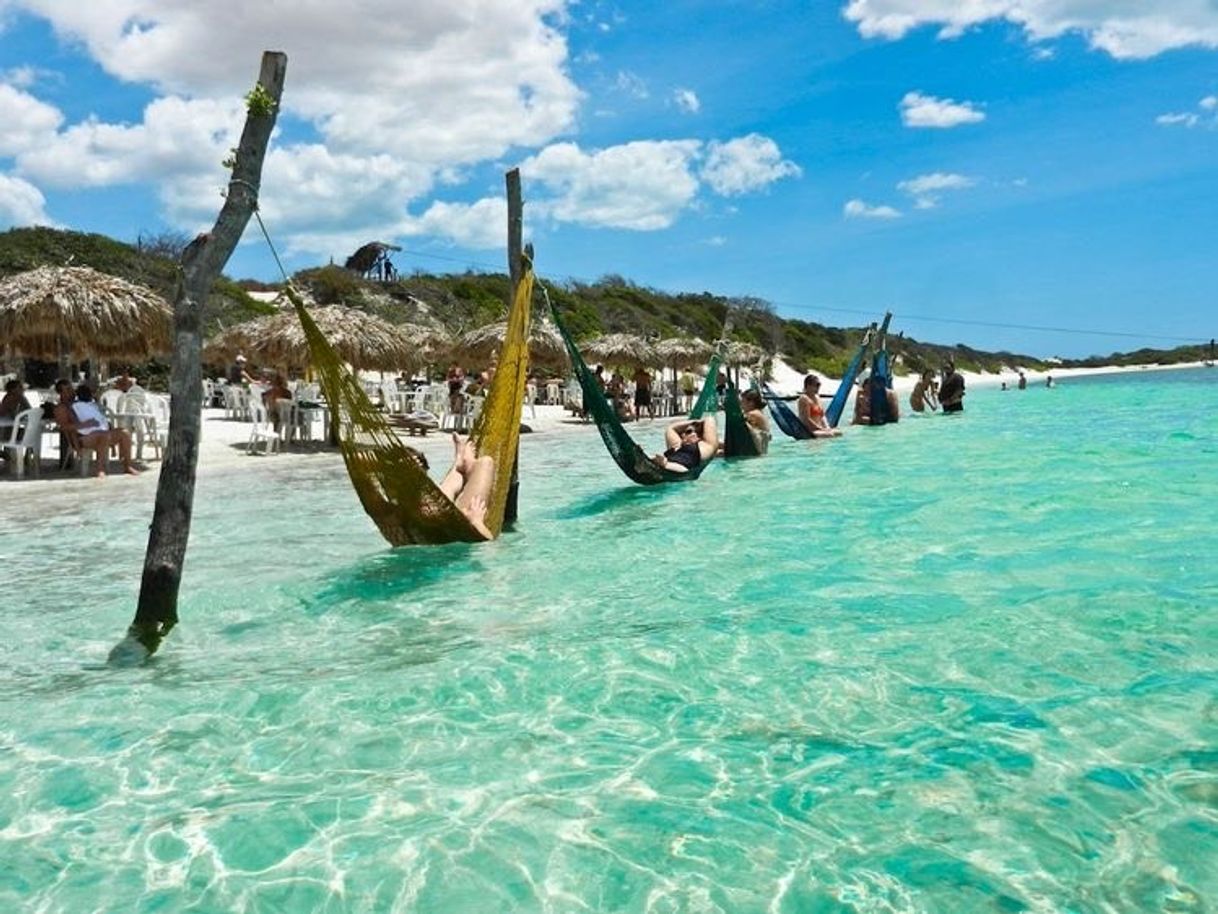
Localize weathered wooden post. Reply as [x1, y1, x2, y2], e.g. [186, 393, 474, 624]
[110, 52, 288, 663]
[503, 169, 525, 527]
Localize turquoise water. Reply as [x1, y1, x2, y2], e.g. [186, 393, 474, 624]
[2, 368, 1216, 913]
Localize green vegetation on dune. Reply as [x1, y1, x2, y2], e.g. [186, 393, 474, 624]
[0, 228, 1205, 374]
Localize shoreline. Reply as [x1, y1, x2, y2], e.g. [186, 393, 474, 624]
[1, 361, 1204, 506]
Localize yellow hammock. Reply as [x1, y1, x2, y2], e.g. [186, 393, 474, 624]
[285, 262, 534, 545]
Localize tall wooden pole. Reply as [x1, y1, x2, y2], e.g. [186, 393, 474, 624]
[111, 52, 288, 663]
[503, 169, 524, 527]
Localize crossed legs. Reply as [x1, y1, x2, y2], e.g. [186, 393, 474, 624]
[439, 433, 495, 539]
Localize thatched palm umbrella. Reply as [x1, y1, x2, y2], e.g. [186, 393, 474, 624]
[0, 265, 172, 363]
[456, 318, 568, 372]
[580, 333, 657, 368]
[654, 336, 713, 370]
[205, 305, 431, 373]
[651, 336, 713, 413]
[724, 341, 766, 368]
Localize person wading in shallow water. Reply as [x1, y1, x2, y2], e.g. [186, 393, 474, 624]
[940, 362, 966, 413]
[910, 369, 939, 413]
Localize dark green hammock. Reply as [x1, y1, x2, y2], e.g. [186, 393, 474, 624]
[722, 381, 762, 457]
[549, 297, 721, 485]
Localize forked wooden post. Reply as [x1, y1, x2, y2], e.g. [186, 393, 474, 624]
[111, 51, 288, 663]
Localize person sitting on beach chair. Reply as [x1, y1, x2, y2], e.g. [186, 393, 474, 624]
[54, 380, 138, 477]
[651, 416, 719, 473]
[432, 433, 496, 539]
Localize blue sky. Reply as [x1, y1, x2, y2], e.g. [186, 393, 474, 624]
[1, 1, 1215, 358]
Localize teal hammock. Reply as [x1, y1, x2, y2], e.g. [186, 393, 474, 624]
[549, 297, 721, 485]
[722, 381, 761, 457]
[824, 329, 874, 428]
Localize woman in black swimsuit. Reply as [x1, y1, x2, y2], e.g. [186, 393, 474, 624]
[651, 417, 719, 473]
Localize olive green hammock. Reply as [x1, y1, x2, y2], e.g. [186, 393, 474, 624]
[548, 293, 721, 485]
[285, 262, 534, 546]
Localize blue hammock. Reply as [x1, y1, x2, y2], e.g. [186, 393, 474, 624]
[762, 383, 812, 440]
[825, 333, 872, 428]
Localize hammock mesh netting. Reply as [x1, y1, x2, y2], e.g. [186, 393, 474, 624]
[285, 263, 533, 545]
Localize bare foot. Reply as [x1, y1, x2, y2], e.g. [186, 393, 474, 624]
[95, 470, 106, 479]
[124, 465, 141, 476]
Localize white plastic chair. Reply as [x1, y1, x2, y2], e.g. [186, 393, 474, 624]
[100, 388, 124, 415]
[546, 381, 561, 405]
[143, 394, 170, 460]
[246, 400, 280, 454]
[3, 408, 42, 479]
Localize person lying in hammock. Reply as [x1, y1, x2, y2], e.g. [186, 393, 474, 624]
[435, 433, 496, 539]
[651, 416, 719, 473]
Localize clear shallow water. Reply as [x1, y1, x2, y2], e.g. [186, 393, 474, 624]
[2, 368, 1216, 913]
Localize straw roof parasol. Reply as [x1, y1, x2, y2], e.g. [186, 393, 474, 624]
[653, 336, 713, 369]
[580, 332, 657, 367]
[455, 318, 568, 370]
[0, 265, 172, 360]
[724, 340, 766, 367]
[205, 305, 434, 372]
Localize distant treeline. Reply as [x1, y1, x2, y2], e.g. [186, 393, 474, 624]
[0, 227, 1205, 376]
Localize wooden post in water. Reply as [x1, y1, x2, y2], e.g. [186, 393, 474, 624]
[110, 51, 288, 663]
[503, 168, 525, 527]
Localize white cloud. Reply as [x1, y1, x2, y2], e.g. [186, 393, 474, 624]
[3, 2, 580, 166]
[1156, 95, 1218, 129]
[1156, 112, 1199, 127]
[844, 199, 901, 219]
[897, 171, 975, 208]
[700, 134, 801, 196]
[673, 88, 700, 113]
[844, 1, 1218, 59]
[523, 140, 702, 230]
[703, 235, 727, 246]
[406, 197, 509, 250]
[17, 96, 242, 189]
[0, 3, 797, 257]
[899, 91, 984, 128]
[0, 83, 64, 156]
[0, 174, 55, 228]
[615, 71, 649, 99]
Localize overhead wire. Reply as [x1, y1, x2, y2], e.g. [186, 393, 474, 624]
[359, 245, 1209, 346]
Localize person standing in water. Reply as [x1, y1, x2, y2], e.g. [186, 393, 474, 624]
[910, 369, 939, 413]
[940, 362, 966, 413]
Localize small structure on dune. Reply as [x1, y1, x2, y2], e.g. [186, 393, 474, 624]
[344, 242, 402, 282]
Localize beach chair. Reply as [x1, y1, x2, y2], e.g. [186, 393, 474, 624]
[246, 400, 281, 455]
[143, 394, 170, 460]
[3, 408, 43, 479]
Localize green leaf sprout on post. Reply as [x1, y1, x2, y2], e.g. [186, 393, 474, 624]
[244, 82, 277, 117]
[221, 147, 238, 170]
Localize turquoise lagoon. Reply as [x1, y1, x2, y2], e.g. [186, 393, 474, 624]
[2, 368, 1216, 912]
